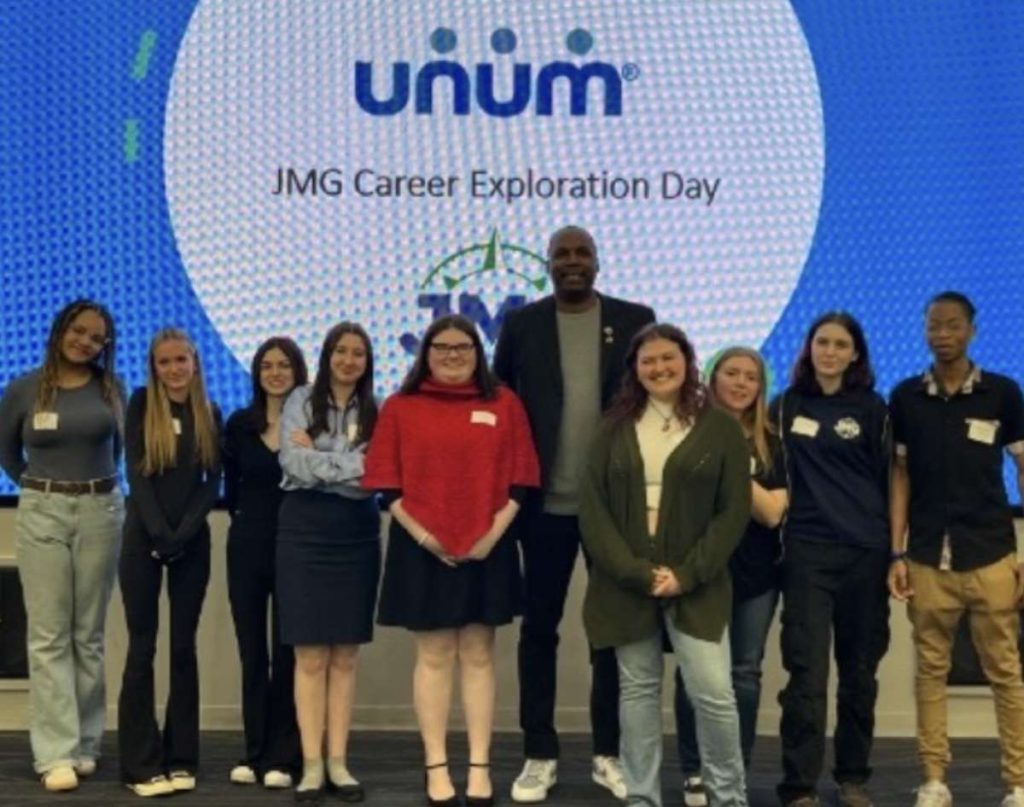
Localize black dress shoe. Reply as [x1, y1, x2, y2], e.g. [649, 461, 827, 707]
[425, 761, 460, 807]
[465, 761, 494, 807]
[294, 785, 323, 804]
[331, 781, 365, 803]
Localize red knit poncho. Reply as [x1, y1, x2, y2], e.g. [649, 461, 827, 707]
[362, 380, 540, 556]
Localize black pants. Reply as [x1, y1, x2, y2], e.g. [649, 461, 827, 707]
[227, 527, 300, 774]
[777, 539, 890, 804]
[118, 520, 210, 783]
[518, 511, 619, 759]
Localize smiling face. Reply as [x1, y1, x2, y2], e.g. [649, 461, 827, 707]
[547, 227, 599, 306]
[153, 339, 196, 401]
[712, 354, 761, 417]
[636, 337, 687, 404]
[427, 327, 478, 386]
[258, 346, 296, 398]
[329, 332, 368, 387]
[926, 300, 975, 364]
[810, 321, 858, 386]
[59, 309, 107, 366]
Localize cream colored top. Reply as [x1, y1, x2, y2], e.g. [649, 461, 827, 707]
[635, 401, 691, 534]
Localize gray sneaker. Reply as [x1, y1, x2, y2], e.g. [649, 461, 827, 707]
[511, 759, 557, 803]
[837, 782, 874, 807]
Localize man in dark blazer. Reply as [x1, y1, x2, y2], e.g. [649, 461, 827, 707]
[494, 225, 655, 803]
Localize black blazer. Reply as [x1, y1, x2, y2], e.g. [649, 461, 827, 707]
[493, 293, 656, 491]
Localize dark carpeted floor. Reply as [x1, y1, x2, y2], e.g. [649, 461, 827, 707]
[0, 731, 1008, 806]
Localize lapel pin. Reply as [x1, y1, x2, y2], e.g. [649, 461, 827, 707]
[603, 326, 614, 344]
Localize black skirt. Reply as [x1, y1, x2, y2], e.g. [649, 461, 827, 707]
[276, 490, 381, 645]
[377, 519, 521, 631]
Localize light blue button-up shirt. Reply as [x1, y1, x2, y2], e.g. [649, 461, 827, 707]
[278, 386, 371, 499]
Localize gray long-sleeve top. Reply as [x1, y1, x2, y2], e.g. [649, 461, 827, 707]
[0, 368, 122, 484]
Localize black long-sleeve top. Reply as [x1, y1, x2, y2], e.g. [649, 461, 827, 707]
[125, 387, 222, 556]
[223, 406, 283, 534]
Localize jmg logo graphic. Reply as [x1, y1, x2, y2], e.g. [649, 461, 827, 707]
[399, 227, 547, 355]
[355, 26, 639, 117]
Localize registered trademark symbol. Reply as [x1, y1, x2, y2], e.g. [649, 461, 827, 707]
[621, 62, 640, 81]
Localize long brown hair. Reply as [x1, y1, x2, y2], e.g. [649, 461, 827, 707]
[607, 323, 705, 424]
[308, 322, 376, 444]
[707, 346, 776, 471]
[35, 299, 120, 416]
[141, 328, 218, 475]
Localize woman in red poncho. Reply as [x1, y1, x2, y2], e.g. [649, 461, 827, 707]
[363, 314, 539, 807]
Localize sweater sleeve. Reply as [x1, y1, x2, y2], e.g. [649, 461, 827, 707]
[0, 375, 28, 483]
[362, 396, 402, 490]
[168, 403, 223, 549]
[124, 388, 173, 542]
[579, 422, 656, 595]
[278, 388, 366, 485]
[670, 416, 752, 592]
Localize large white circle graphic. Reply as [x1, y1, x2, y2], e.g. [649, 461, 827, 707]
[165, 0, 824, 385]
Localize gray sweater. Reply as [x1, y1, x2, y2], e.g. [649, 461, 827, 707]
[0, 368, 122, 483]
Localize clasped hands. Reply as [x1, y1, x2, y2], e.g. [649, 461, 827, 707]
[651, 565, 682, 598]
[418, 531, 499, 567]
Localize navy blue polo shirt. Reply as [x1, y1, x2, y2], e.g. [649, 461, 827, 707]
[773, 387, 890, 549]
[890, 365, 1024, 572]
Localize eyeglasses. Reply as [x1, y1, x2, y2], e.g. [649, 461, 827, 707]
[67, 323, 109, 348]
[429, 342, 475, 356]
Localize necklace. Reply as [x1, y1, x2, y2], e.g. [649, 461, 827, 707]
[647, 399, 676, 432]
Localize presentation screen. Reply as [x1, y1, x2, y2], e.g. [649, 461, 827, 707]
[2, 2, 1022, 499]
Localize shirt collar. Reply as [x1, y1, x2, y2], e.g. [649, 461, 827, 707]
[920, 363, 982, 397]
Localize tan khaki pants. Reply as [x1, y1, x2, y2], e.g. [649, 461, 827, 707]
[907, 554, 1024, 787]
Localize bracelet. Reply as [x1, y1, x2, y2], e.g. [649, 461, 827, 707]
[891, 550, 908, 562]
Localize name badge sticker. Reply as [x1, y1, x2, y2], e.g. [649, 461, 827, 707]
[33, 412, 58, 431]
[966, 418, 998, 445]
[749, 456, 758, 476]
[791, 416, 820, 438]
[346, 422, 358, 442]
[471, 410, 497, 427]
[172, 417, 182, 436]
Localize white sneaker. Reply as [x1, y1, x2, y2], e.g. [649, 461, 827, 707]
[74, 758, 97, 777]
[230, 763, 257, 784]
[169, 770, 196, 791]
[592, 755, 627, 800]
[683, 774, 709, 807]
[511, 759, 558, 803]
[126, 775, 175, 797]
[1001, 786, 1024, 807]
[914, 780, 952, 807]
[263, 769, 293, 788]
[42, 765, 79, 792]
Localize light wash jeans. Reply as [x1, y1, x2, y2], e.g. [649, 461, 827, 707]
[616, 611, 747, 807]
[15, 488, 123, 772]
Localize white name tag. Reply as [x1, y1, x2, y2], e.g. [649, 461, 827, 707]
[791, 416, 820, 438]
[346, 421, 358, 442]
[966, 418, 998, 445]
[33, 412, 58, 431]
[471, 410, 497, 426]
[750, 456, 758, 476]
[172, 417, 182, 435]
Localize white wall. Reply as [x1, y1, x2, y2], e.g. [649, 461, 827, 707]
[0, 508, 1013, 737]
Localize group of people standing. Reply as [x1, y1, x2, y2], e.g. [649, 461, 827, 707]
[0, 226, 1022, 807]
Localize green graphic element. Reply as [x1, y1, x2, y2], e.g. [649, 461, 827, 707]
[123, 119, 140, 163]
[131, 30, 158, 81]
[421, 228, 548, 292]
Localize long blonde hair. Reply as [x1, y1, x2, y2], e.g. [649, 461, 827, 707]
[141, 328, 218, 476]
[707, 346, 775, 472]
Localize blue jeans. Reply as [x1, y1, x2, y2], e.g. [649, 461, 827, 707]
[675, 587, 780, 773]
[616, 612, 747, 807]
[15, 488, 124, 772]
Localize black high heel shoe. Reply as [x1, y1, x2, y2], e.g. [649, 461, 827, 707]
[425, 761, 460, 807]
[465, 762, 494, 807]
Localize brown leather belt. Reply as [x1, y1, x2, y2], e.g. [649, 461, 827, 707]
[21, 476, 118, 495]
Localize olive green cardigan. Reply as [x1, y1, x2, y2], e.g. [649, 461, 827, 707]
[579, 406, 751, 648]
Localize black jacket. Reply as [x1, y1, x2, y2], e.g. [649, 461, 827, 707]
[493, 293, 655, 491]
